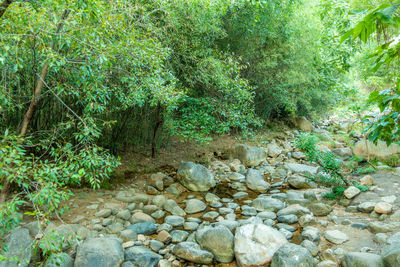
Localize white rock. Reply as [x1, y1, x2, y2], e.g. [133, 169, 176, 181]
[323, 230, 349, 245]
[343, 186, 361, 199]
[234, 224, 287, 267]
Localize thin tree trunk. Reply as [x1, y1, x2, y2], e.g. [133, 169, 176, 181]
[151, 105, 163, 158]
[1, 9, 70, 205]
[0, 0, 12, 19]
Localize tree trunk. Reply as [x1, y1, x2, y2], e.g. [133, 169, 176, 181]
[0, 0, 12, 19]
[151, 105, 163, 158]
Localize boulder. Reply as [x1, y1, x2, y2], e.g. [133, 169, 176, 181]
[245, 169, 270, 193]
[74, 238, 124, 267]
[382, 232, 400, 266]
[353, 139, 400, 161]
[271, 243, 316, 267]
[288, 175, 315, 189]
[230, 144, 267, 167]
[234, 224, 287, 267]
[341, 252, 384, 267]
[0, 227, 33, 267]
[294, 117, 313, 132]
[177, 162, 216, 192]
[309, 203, 333, 216]
[172, 242, 214, 264]
[124, 246, 162, 267]
[196, 225, 234, 263]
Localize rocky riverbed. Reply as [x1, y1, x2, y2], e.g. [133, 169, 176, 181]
[2, 120, 400, 267]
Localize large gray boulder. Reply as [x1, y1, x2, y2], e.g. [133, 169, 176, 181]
[245, 169, 270, 193]
[177, 162, 216, 191]
[172, 242, 214, 264]
[341, 252, 384, 267]
[271, 243, 316, 267]
[230, 144, 267, 167]
[196, 225, 234, 263]
[0, 227, 33, 267]
[74, 238, 124, 267]
[382, 232, 400, 266]
[124, 246, 162, 267]
[234, 224, 287, 267]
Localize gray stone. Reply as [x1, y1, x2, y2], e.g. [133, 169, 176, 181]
[126, 222, 157, 235]
[252, 197, 284, 212]
[150, 240, 164, 252]
[165, 215, 185, 227]
[271, 243, 316, 267]
[302, 227, 320, 244]
[0, 227, 33, 267]
[344, 186, 361, 199]
[288, 175, 315, 189]
[170, 230, 189, 243]
[234, 224, 287, 267]
[95, 209, 112, 218]
[196, 225, 234, 263]
[172, 242, 214, 264]
[241, 205, 257, 216]
[341, 252, 384, 267]
[124, 246, 162, 267]
[163, 199, 186, 217]
[323, 230, 349, 244]
[202, 211, 219, 220]
[177, 162, 216, 191]
[278, 214, 298, 224]
[74, 238, 124, 267]
[382, 233, 400, 266]
[277, 204, 311, 217]
[185, 199, 207, 214]
[367, 221, 400, 233]
[246, 169, 270, 193]
[301, 240, 318, 257]
[120, 229, 137, 242]
[285, 163, 318, 175]
[230, 144, 267, 167]
[358, 202, 376, 213]
[309, 203, 333, 216]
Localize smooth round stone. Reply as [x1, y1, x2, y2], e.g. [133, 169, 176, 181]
[226, 202, 239, 210]
[375, 202, 393, 214]
[185, 199, 207, 214]
[150, 240, 164, 252]
[157, 223, 173, 233]
[323, 230, 349, 245]
[184, 222, 199, 231]
[151, 210, 165, 219]
[210, 202, 223, 208]
[277, 214, 298, 224]
[264, 219, 275, 226]
[187, 217, 202, 223]
[203, 211, 219, 220]
[120, 229, 138, 242]
[221, 198, 233, 203]
[143, 205, 159, 214]
[301, 240, 318, 257]
[302, 227, 320, 244]
[127, 222, 157, 236]
[276, 223, 297, 232]
[165, 216, 185, 227]
[241, 205, 257, 216]
[351, 223, 367, 230]
[205, 193, 220, 203]
[279, 228, 293, 240]
[257, 211, 277, 220]
[219, 208, 234, 215]
[170, 230, 189, 243]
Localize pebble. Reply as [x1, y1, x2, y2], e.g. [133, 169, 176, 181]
[374, 202, 392, 214]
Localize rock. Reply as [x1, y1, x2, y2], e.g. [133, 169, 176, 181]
[172, 242, 214, 264]
[277, 214, 298, 224]
[309, 203, 333, 216]
[125, 246, 162, 267]
[165, 215, 185, 227]
[357, 202, 376, 213]
[157, 230, 172, 243]
[203, 211, 219, 220]
[332, 147, 352, 159]
[360, 175, 374, 186]
[367, 221, 400, 233]
[353, 139, 400, 161]
[185, 199, 207, 214]
[126, 222, 157, 235]
[205, 193, 220, 203]
[107, 222, 124, 234]
[344, 186, 361, 199]
[0, 227, 33, 267]
[374, 202, 392, 214]
[170, 230, 189, 243]
[299, 214, 317, 227]
[267, 142, 283, 158]
[95, 209, 112, 218]
[317, 260, 338, 267]
[120, 229, 138, 242]
[130, 212, 155, 224]
[177, 162, 216, 192]
[286, 163, 318, 175]
[271, 243, 316, 267]
[234, 224, 287, 267]
[341, 252, 384, 267]
[245, 169, 270, 193]
[163, 199, 186, 217]
[74, 238, 124, 267]
[302, 227, 320, 244]
[230, 144, 267, 167]
[252, 197, 285, 212]
[301, 240, 318, 257]
[288, 175, 315, 189]
[44, 252, 74, 267]
[277, 204, 311, 217]
[196, 225, 234, 263]
[294, 117, 313, 132]
[323, 230, 349, 244]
